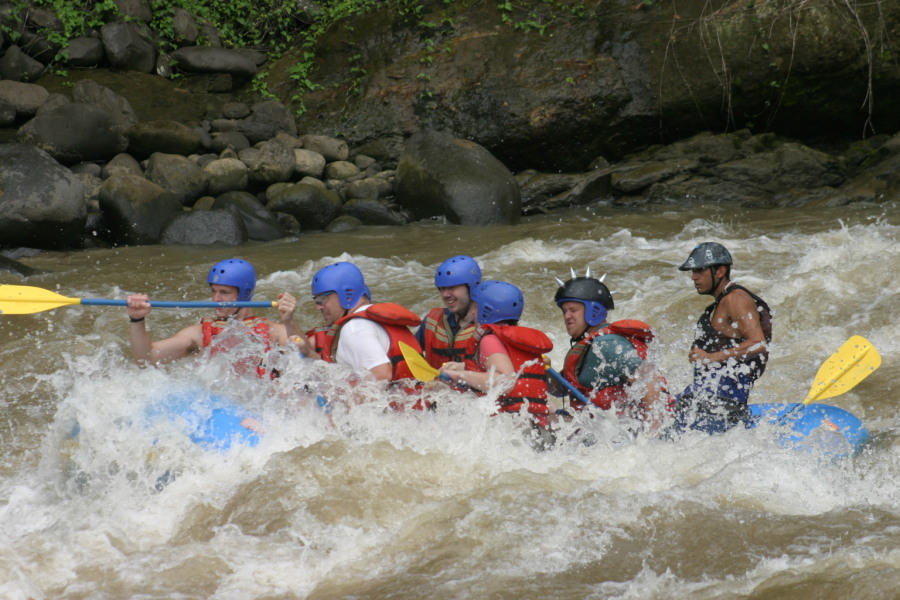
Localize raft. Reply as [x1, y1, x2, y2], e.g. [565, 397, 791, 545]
[748, 402, 869, 457]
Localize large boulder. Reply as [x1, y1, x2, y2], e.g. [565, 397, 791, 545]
[72, 79, 139, 132]
[144, 152, 208, 206]
[170, 46, 258, 79]
[266, 182, 342, 230]
[0, 144, 86, 249]
[395, 129, 521, 225]
[0, 45, 45, 82]
[0, 80, 49, 118]
[98, 173, 182, 245]
[211, 191, 286, 241]
[160, 209, 247, 245]
[126, 120, 204, 159]
[100, 20, 156, 73]
[247, 139, 296, 186]
[16, 103, 129, 164]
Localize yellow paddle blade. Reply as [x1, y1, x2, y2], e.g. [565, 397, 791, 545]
[398, 341, 439, 382]
[0, 284, 81, 315]
[801, 336, 881, 405]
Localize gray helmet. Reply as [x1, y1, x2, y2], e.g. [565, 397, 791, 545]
[678, 242, 733, 270]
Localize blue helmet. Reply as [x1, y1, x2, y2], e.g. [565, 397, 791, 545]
[434, 255, 481, 289]
[554, 277, 614, 327]
[311, 261, 371, 309]
[472, 280, 524, 324]
[208, 259, 256, 301]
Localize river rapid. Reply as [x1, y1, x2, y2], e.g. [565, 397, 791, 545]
[1, 201, 897, 599]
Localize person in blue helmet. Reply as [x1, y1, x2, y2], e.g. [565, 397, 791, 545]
[674, 242, 773, 434]
[414, 255, 482, 370]
[297, 261, 422, 382]
[439, 280, 554, 428]
[125, 259, 302, 370]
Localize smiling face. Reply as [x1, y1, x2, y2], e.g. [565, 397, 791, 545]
[210, 284, 241, 318]
[439, 284, 471, 319]
[559, 301, 588, 338]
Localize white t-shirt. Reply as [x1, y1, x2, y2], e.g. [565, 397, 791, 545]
[334, 305, 391, 372]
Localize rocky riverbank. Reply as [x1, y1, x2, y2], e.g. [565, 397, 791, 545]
[1, 1, 898, 258]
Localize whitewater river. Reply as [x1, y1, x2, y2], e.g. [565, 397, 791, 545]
[1, 201, 897, 599]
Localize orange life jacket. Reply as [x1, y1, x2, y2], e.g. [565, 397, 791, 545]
[421, 307, 477, 368]
[464, 324, 553, 425]
[201, 316, 272, 378]
[561, 319, 667, 413]
[316, 303, 422, 382]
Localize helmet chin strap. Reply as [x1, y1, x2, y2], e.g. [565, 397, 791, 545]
[707, 266, 722, 296]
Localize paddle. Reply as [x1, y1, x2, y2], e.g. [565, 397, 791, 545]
[0, 284, 276, 315]
[398, 341, 449, 382]
[545, 365, 592, 406]
[779, 335, 881, 421]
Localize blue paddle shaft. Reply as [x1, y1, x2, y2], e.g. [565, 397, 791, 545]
[80, 299, 276, 308]
[546, 367, 592, 406]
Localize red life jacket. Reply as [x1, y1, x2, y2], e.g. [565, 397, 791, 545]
[464, 324, 553, 425]
[561, 319, 663, 412]
[421, 307, 477, 368]
[307, 324, 337, 358]
[317, 303, 423, 382]
[201, 316, 272, 378]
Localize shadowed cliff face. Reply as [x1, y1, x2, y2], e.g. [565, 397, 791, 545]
[266, 0, 900, 171]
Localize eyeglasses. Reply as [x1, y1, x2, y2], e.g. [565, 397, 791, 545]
[313, 292, 334, 306]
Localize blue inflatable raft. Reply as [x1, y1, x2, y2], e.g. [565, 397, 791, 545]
[748, 402, 869, 457]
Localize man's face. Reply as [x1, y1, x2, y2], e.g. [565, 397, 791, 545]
[560, 301, 588, 338]
[210, 284, 240, 318]
[315, 291, 343, 326]
[439, 284, 471, 317]
[690, 267, 719, 295]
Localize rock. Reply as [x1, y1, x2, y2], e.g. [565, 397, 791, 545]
[171, 7, 199, 46]
[326, 215, 363, 232]
[0, 80, 48, 117]
[247, 139, 295, 186]
[0, 255, 39, 276]
[18, 31, 60, 64]
[395, 129, 521, 225]
[102, 153, 143, 179]
[72, 79, 139, 132]
[324, 160, 361, 181]
[114, 0, 152, 22]
[343, 176, 391, 201]
[234, 100, 298, 144]
[98, 173, 183, 245]
[210, 130, 251, 153]
[0, 144, 86, 249]
[160, 209, 247, 245]
[17, 103, 129, 164]
[266, 182, 342, 230]
[211, 191, 286, 241]
[0, 45, 45, 81]
[341, 199, 409, 226]
[35, 93, 70, 115]
[293, 148, 326, 178]
[126, 120, 203, 159]
[222, 102, 250, 119]
[144, 152, 208, 206]
[203, 157, 249, 195]
[64, 37, 106, 68]
[170, 46, 258, 79]
[300, 134, 348, 162]
[0, 100, 15, 126]
[100, 20, 156, 73]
